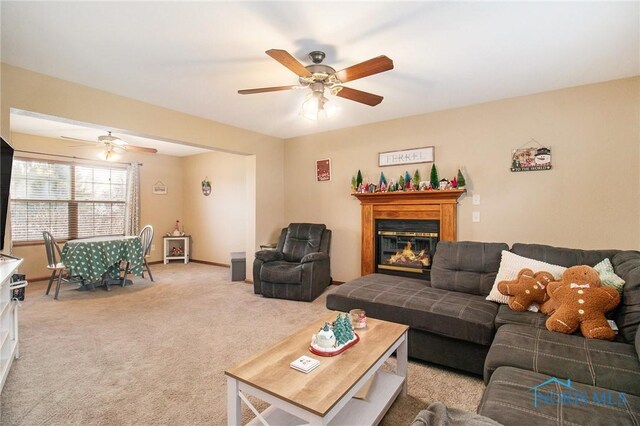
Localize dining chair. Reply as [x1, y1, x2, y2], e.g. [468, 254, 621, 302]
[139, 225, 154, 282]
[43, 231, 88, 300]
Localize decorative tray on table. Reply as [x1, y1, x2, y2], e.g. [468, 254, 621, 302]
[309, 313, 359, 357]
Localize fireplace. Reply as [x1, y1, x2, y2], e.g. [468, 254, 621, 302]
[376, 219, 439, 280]
[352, 190, 465, 276]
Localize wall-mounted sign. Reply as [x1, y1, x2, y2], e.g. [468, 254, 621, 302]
[316, 159, 331, 182]
[511, 147, 552, 172]
[378, 146, 434, 167]
[152, 181, 167, 195]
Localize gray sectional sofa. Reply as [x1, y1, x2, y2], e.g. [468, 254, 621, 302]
[326, 241, 640, 424]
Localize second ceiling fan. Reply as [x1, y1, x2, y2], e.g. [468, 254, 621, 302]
[239, 49, 394, 118]
[62, 131, 158, 159]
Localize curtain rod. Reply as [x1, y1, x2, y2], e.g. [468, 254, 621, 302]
[14, 149, 143, 166]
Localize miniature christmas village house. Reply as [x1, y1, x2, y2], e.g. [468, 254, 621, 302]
[310, 313, 359, 356]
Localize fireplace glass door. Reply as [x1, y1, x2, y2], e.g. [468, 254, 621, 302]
[376, 219, 439, 280]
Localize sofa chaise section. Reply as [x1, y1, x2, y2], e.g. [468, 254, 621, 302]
[478, 366, 640, 426]
[327, 241, 507, 375]
[485, 324, 640, 396]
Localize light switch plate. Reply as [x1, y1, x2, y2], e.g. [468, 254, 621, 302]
[472, 194, 481, 205]
[472, 211, 480, 222]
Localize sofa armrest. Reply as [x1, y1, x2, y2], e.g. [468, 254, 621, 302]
[255, 250, 283, 262]
[301, 252, 329, 264]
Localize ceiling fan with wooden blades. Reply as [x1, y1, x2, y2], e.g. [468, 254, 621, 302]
[238, 49, 394, 118]
[61, 131, 158, 155]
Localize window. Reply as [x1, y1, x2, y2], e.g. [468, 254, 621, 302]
[10, 158, 127, 243]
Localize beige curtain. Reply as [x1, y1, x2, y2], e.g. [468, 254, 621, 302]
[124, 163, 140, 236]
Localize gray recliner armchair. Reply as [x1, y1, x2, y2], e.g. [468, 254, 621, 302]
[253, 223, 332, 302]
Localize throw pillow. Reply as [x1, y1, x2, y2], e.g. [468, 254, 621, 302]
[594, 258, 625, 293]
[486, 250, 566, 311]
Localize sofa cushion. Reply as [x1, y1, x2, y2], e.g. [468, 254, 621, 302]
[494, 304, 547, 330]
[484, 324, 640, 396]
[430, 241, 508, 296]
[594, 257, 625, 293]
[510, 243, 619, 268]
[281, 223, 326, 262]
[260, 261, 302, 284]
[611, 251, 640, 343]
[478, 366, 640, 426]
[326, 273, 498, 345]
[486, 250, 566, 310]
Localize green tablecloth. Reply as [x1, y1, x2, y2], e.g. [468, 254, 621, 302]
[61, 236, 144, 283]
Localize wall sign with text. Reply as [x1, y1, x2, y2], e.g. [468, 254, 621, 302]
[316, 159, 331, 182]
[378, 146, 434, 167]
[511, 147, 552, 172]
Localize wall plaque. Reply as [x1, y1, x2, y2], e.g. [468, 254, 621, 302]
[378, 147, 434, 167]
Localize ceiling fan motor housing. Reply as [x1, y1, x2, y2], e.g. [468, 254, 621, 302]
[300, 64, 339, 86]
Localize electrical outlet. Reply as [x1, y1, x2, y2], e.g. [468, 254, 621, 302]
[472, 211, 480, 222]
[151, 244, 156, 252]
[472, 194, 481, 205]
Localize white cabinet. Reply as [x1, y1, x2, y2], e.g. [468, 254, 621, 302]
[0, 257, 24, 393]
[163, 236, 190, 264]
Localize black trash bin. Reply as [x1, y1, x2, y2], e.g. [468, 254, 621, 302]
[230, 252, 246, 282]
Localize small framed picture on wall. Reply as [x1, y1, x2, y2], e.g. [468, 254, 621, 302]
[152, 181, 167, 195]
[316, 159, 331, 182]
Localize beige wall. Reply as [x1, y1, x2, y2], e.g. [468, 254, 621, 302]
[283, 77, 640, 282]
[1, 64, 286, 280]
[8, 132, 184, 278]
[2, 64, 638, 284]
[182, 150, 248, 265]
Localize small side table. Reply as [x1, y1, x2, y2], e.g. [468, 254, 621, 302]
[163, 236, 190, 264]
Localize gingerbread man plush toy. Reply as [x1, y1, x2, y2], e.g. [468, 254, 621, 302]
[545, 265, 620, 340]
[497, 268, 554, 312]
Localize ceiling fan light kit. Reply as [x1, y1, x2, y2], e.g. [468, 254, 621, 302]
[239, 49, 394, 120]
[301, 82, 338, 121]
[98, 147, 121, 162]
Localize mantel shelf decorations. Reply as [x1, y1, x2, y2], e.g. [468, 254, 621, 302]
[351, 165, 466, 194]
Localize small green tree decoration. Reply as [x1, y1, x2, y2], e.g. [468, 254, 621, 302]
[412, 169, 421, 189]
[356, 170, 363, 188]
[332, 314, 354, 345]
[344, 313, 354, 336]
[379, 172, 387, 187]
[398, 175, 405, 190]
[351, 175, 357, 192]
[456, 169, 466, 188]
[430, 164, 439, 189]
[404, 171, 412, 189]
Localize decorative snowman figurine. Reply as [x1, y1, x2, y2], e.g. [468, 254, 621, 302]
[313, 323, 336, 348]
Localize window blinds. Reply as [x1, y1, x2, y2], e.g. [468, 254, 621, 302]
[10, 159, 127, 242]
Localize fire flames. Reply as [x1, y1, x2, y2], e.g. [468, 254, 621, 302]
[386, 242, 430, 267]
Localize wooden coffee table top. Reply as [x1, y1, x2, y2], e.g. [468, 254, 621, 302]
[225, 312, 408, 416]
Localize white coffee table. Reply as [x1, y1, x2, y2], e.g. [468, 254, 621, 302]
[225, 312, 408, 425]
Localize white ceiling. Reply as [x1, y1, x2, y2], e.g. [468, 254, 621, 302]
[1, 2, 638, 140]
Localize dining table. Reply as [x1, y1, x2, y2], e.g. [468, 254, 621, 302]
[61, 235, 144, 290]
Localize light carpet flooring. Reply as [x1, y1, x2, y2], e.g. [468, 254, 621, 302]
[1, 263, 483, 425]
